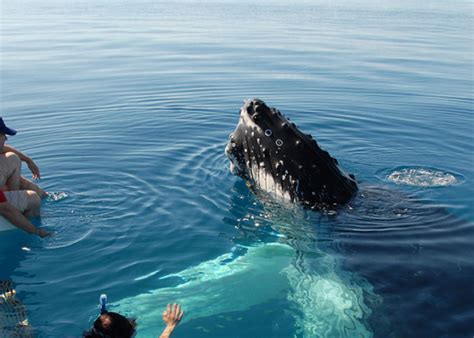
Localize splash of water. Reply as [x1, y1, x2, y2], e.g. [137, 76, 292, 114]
[46, 191, 69, 202]
[387, 168, 457, 187]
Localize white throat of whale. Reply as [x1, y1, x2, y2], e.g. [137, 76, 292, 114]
[228, 109, 294, 203]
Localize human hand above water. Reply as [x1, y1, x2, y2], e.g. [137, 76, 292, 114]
[26, 157, 41, 179]
[160, 303, 184, 338]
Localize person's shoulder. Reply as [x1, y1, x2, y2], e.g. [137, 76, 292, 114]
[0, 190, 6, 203]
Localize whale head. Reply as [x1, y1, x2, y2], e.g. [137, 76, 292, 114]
[225, 98, 357, 208]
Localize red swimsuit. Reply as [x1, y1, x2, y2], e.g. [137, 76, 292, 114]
[0, 190, 7, 203]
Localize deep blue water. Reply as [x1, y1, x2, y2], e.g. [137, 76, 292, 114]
[1, 0, 473, 337]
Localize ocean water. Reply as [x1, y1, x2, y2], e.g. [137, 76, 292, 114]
[1, 0, 473, 337]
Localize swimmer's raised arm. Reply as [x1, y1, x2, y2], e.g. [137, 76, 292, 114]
[159, 303, 184, 338]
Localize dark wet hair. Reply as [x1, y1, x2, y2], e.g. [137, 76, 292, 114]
[83, 312, 136, 338]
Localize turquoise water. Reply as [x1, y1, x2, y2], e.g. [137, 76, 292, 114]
[1, 0, 473, 337]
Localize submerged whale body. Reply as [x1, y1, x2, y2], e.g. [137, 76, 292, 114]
[114, 243, 375, 337]
[225, 98, 358, 208]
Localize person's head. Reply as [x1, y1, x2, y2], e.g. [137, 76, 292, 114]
[0, 117, 17, 152]
[83, 312, 137, 338]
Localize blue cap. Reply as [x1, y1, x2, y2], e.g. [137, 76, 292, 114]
[0, 118, 17, 136]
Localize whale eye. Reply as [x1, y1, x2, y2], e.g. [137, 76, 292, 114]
[275, 139, 283, 147]
[264, 129, 272, 137]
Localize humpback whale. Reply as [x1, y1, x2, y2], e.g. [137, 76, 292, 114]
[111, 100, 376, 337]
[225, 98, 357, 208]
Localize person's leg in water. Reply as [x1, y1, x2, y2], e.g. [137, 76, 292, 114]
[20, 176, 47, 198]
[23, 191, 41, 218]
[4, 190, 41, 218]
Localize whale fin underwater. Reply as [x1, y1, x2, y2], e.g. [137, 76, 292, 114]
[114, 243, 375, 337]
[114, 243, 293, 334]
